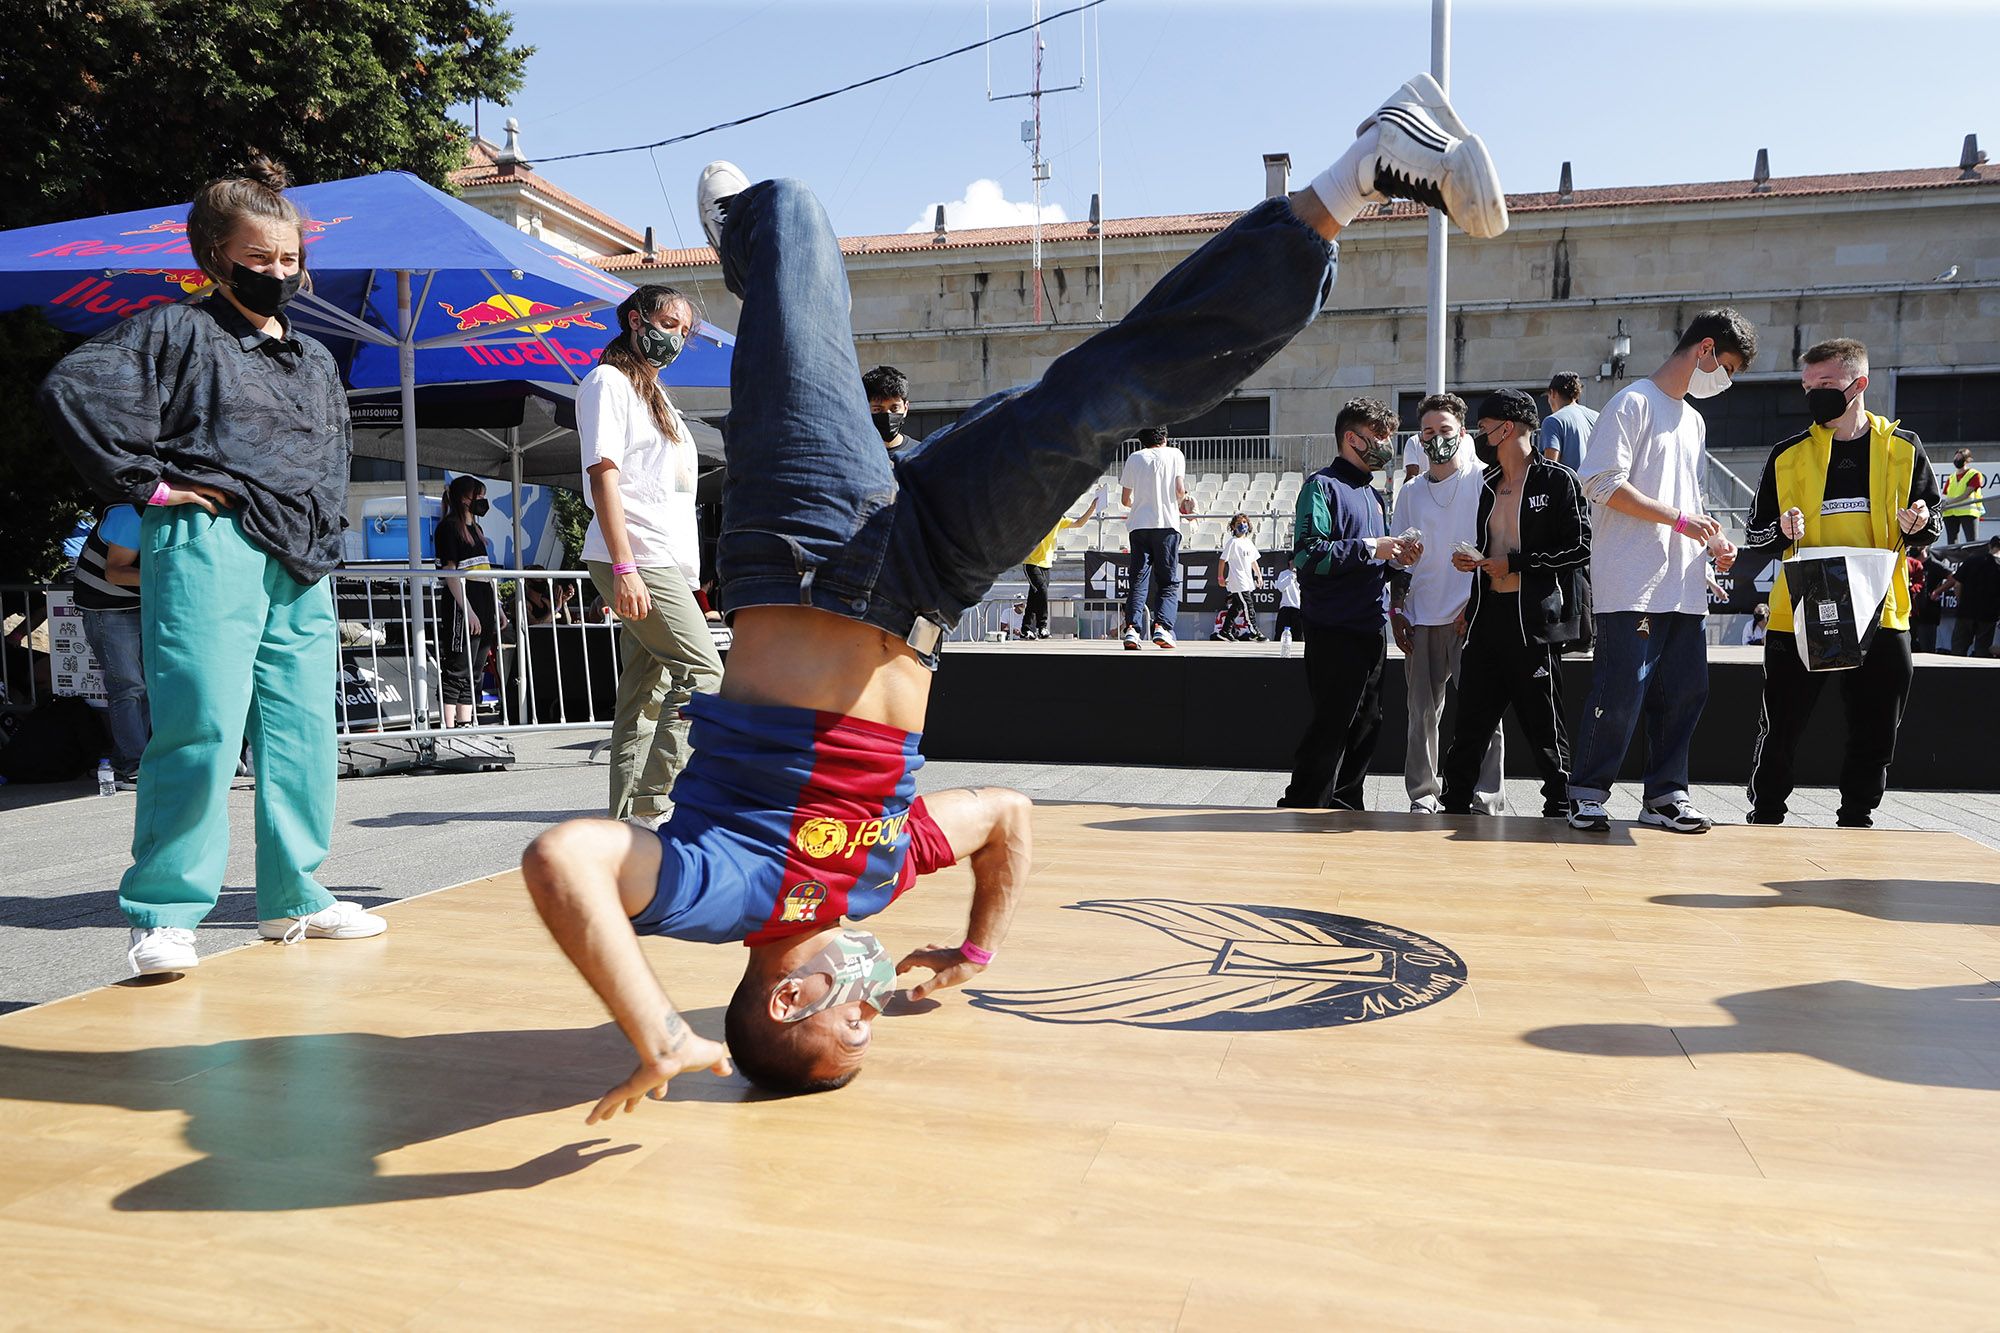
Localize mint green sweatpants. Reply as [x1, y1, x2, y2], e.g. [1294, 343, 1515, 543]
[122, 507, 338, 929]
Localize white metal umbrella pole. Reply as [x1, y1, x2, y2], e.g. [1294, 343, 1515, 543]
[1425, 0, 1451, 397]
[396, 269, 433, 727]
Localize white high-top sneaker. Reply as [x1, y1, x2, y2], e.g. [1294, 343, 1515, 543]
[1354, 73, 1508, 239]
[697, 160, 750, 251]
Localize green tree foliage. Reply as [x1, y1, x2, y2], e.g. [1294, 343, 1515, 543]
[0, 0, 532, 580]
[551, 486, 591, 569]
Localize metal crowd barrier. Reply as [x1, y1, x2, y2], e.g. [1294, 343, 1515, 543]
[1, 581, 53, 713]
[332, 565, 629, 742]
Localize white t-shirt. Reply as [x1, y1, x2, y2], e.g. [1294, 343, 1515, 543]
[1220, 533, 1261, 594]
[577, 363, 701, 583]
[1274, 566, 1300, 609]
[1577, 378, 1709, 615]
[1389, 463, 1482, 625]
[1120, 445, 1186, 533]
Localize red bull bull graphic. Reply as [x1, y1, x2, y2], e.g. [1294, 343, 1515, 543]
[128, 269, 212, 293]
[437, 293, 608, 335]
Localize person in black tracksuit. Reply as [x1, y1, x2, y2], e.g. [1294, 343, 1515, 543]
[1440, 390, 1591, 817]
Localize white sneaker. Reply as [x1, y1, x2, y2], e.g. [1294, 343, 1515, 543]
[1356, 74, 1508, 239]
[697, 160, 750, 250]
[1639, 798, 1713, 834]
[257, 900, 388, 944]
[128, 927, 199, 976]
[1566, 798, 1611, 832]
[1153, 624, 1177, 649]
[1122, 625, 1142, 650]
[1409, 798, 1441, 814]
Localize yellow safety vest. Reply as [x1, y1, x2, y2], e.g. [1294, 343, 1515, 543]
[1942, 467, 1985, 520]
[1765, 413, 1915, 635]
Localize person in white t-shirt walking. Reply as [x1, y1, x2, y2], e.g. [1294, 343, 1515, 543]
[1566, 308, 1756, 834]
[1389, 392, 1502, 813]
[1216, 512, 1267, 640]
[1120, 426, 1189, 648]
[578, 284, 725, 824]
[1273, 564, 1304, 645]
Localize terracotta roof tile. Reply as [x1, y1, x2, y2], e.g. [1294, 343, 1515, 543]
[451, 139, 646, 249]
[599, 163, 1999, 274]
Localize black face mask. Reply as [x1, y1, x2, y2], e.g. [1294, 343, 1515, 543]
[1470, 429, 1498, 468]
[1805, 383, 1856, 426]
[471, 498, 490, 517]
[229, 263, 302, 317]
[871, 409, 907, 443]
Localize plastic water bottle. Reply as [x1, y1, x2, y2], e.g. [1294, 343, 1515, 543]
[96, 758, 115, 797]
[1279, 628, 1294, 658]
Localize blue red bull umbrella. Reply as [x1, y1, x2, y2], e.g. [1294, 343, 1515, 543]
[0, 169, 733, 568]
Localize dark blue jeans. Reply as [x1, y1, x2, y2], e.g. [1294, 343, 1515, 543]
[1125, 528, 1182, 631]
[1567, 610, 1709, 806]
[714, 178, 1336, 666]
[80, 605, 148, 775]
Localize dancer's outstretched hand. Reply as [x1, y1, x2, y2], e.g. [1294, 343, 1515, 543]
[896, 943, 987, 1002]
[586, 1038, 732, 1124]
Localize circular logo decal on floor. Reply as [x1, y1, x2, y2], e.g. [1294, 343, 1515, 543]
[965, 899, 1467, 1030]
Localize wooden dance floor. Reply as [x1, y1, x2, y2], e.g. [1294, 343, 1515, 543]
[3, 806, 1998, 1327]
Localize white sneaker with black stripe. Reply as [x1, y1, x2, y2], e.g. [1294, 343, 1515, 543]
[1639, 798, 1713, 834]
[1355, 74, 1508, 240]
[697, 160, 749, 250]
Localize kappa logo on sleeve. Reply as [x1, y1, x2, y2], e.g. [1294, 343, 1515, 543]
[794, 814, 909, 860]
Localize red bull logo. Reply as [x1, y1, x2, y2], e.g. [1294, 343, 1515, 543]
[437, 293, 607, 335]
[128, 269, 212, 293]
[118, 220, 190, 236]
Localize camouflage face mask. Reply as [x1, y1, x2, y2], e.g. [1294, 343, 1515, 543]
[776, 929, 896, 1022]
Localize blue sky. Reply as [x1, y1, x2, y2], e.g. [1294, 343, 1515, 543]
[478, 0, 1998, 246]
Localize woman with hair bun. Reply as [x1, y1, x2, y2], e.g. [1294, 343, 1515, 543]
[39, 153, 387, 977]
[577, 283, 723, 824]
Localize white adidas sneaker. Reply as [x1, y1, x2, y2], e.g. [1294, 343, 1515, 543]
[1355, 73, 1508, 239]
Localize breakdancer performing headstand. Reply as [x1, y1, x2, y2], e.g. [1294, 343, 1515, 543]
[523, 75, 1508, 1116]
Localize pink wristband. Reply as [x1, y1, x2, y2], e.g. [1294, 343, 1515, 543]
[1672, 511, 1688, 535]
[959, 941, 993, 967]
[611, 561, 638, 576]
[148, 481, 172, 506]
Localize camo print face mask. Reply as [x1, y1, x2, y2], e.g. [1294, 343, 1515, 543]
[776, 929, 896, 1022]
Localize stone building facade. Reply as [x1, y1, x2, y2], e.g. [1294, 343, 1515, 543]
[611, 157, 2000, 482]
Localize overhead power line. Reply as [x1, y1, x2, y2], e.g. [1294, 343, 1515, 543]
[536, 0, 1112, 166]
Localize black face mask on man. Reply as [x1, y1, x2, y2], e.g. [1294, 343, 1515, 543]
[229, 263, 302, 317]
[1804, 380, 1859, 427]
[871, 409, 907, 443]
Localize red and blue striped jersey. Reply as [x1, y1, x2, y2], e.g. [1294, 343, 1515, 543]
[630, 692, 953, 944]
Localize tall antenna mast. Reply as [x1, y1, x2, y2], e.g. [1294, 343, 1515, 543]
[988, 0, 1084, 325]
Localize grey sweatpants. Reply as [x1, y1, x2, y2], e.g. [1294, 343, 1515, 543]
[1404, 621, 1503, 813]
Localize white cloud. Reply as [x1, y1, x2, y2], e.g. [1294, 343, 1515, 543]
[904, 179, 1068, 234]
